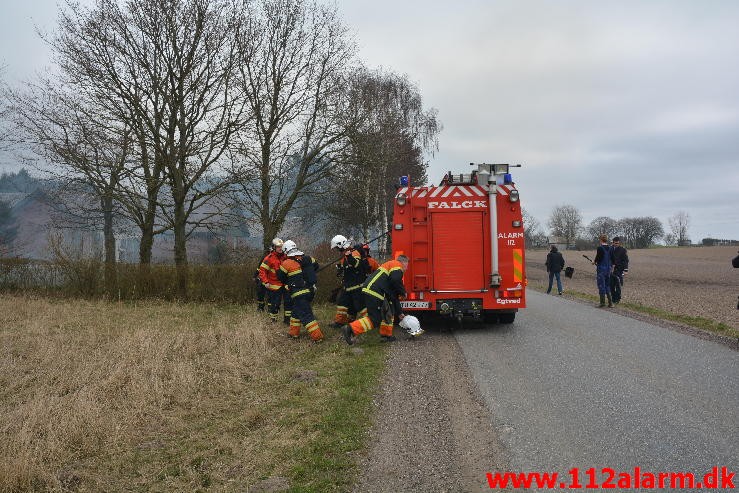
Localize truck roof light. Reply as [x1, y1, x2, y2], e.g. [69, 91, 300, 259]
[509, 190, 519, 202]
[396, 193, 407, 206]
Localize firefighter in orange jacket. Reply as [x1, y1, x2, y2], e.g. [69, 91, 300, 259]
[278, 240, 324, 342]
[342, 255, 408, 344]
[331, 235, 369, 326]
[258, 238, 292, 324]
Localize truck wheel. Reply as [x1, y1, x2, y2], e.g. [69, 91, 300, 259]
[482, 311, 498, 324]
[498, 313, 515, 324]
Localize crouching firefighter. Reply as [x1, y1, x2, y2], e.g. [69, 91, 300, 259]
[259, 238, 292, 324]
[331, 235, 369, 326]
[278, 240, 324, 343]
[342, 255, 409, 344]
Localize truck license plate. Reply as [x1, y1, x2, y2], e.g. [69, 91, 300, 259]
[400, 301, 430, 309]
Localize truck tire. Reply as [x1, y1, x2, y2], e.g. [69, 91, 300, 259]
[498, 312, 515, 324]
[482, 311, 498, 324]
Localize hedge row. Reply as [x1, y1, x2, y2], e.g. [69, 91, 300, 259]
[0, 257, 344, 303]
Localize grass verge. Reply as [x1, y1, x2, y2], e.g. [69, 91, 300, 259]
[0, 296, 386, 492]
[530, 283, 739, 339]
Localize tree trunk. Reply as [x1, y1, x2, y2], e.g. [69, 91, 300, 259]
[102, 194, 117, 298]
[171, 170, 189, 300]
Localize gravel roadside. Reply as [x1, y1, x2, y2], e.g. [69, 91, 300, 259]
[351, 332, 507, 492]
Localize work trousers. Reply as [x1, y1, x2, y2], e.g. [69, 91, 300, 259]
[596, 267, 611, 296]
[288, 293, 323, 341]
[334, 287, 365, 324]
[255, 279, 266, 309]
[267, 287, 292, 320]
[610, 273, 622, 303]
[348, 294, 393, 337]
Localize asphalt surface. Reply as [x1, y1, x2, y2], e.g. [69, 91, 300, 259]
[455, 290, 738, 489]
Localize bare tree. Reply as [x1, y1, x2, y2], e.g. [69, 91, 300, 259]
[668, 211, 691, 246]
[230, 0, 355, 251]
[52, 0, 247, 297]
[328, 67, 440, 251]
[586, 216, 618, 244]
[618, 216, 664, 249]
[6, 78, 133, 296]
[522, 208, 547, 248]
[0, 66, 12, 152]
[547, 204, 582, 248]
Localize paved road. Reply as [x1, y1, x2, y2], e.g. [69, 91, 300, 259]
[455, 291, 738, 489]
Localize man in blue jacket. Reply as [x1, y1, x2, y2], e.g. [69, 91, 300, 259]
[592, 234, 613, 307]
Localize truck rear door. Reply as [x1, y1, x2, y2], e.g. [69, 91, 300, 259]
[430, 211, 486, 291]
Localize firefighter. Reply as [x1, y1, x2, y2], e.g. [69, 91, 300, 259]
[342, 255, 409, 344]
[253, 264, 266, 311]
[258, 237, 292, 323]
[331, 235, 368, 326]
[356, 242, 380, 274]
[278, 240, 324, 342]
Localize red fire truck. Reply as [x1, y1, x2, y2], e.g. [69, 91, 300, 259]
[391, 163, 526, 325]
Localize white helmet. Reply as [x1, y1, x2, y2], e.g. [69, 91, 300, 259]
[287, 248, 304, 257]
[399, 315, 424, 337]
[282, 239, 297, 254]
[271, 237, 284, 249]
[331, 234, 350, 250]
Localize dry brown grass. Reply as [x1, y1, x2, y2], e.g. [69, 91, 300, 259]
[526, 245, 739, 330]
[0, 295, 337, 492]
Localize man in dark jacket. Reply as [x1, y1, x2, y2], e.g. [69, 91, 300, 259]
[610, 237, 629, 304]
[545, 245, 565, 295]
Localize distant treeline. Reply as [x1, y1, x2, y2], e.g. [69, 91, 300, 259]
[701, 238, 739, 246]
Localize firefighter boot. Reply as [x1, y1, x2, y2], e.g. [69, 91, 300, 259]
[606, 292, 613, 308]
[283, 315, 290, 325]
[306, 321, 324, 343]
[598, 295, 606, 307]
[257, 302, 265, 312]
[288, 317, 301, 339]
[341, 325, 355, 345]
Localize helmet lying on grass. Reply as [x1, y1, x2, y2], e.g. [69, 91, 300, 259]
[399, 315, 424, 337]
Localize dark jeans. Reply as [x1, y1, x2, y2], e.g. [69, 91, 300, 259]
[547, 271, 562, 294]
[611, 268, 625, 303]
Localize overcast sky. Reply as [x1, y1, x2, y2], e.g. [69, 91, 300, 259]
[2, 0, 738, 241]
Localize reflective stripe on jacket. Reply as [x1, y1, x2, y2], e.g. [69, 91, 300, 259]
[339, 248, 367, 291]
[278, 255, 319, 298]
[362, 259, 406, 301]
[259, 251, 285, 290]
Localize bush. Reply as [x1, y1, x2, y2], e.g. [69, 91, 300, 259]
[0, 254, 347, 304]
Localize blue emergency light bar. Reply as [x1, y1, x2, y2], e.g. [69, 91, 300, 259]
[400, 176, 409, 186]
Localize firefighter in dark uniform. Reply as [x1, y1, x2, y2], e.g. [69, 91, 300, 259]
[357, 243, 380, 274]
[331, 235, 368, 326]
[253, 265, 266, 311]
[342, 255, 409, 344]
[258, 238, 292, 323]
[278, 240, 324, 342]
